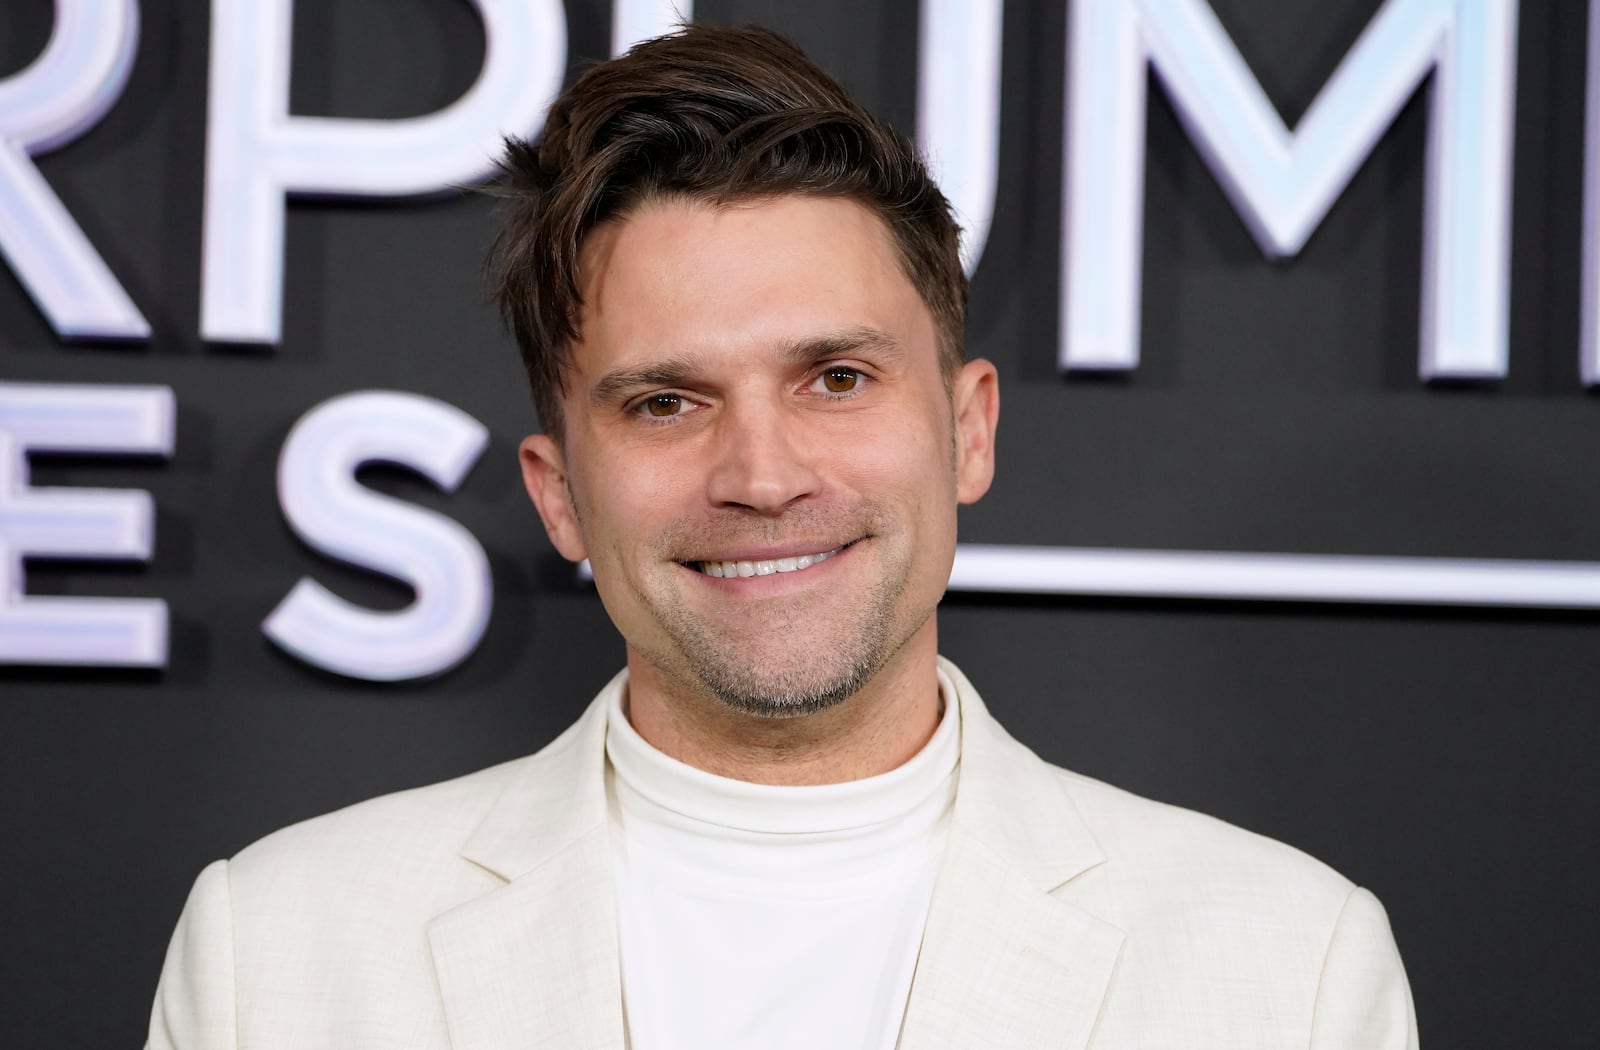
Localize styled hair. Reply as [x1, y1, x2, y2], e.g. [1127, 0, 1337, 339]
[486, 23, 967, 437]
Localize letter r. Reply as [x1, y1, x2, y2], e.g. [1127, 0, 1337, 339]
[0, 0, 149, 340]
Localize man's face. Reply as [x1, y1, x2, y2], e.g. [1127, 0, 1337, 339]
[520, 195, 997, 715]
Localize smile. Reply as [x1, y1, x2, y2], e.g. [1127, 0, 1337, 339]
[694, 545, 845, 578]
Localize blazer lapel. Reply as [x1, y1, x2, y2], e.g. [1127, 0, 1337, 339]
[898, 661, 1126, 1050]
[422, 662, 1123, 1050]
[428, 684, 627, 1050]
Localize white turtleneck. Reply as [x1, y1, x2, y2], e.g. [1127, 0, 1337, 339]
[604, 672, 961, 1050]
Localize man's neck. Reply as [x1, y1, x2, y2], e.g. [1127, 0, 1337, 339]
[621, 627, 943, 786]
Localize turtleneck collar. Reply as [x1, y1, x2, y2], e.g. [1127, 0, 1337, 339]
[604, 669, 961, 894]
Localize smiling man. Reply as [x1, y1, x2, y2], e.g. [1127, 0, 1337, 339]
[517, 193, 989, 786]
[147, 24, 1417, 1050]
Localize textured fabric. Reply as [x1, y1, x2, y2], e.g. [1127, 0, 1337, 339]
[605, 669, 958, 1050]
[145, 659, 1419, 1049]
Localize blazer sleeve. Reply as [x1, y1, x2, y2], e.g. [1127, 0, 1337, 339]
[1309, 886, 1420, 1050]
[146, 859, 239, 1050]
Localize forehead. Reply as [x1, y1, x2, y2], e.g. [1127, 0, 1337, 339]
[567, 195, 936, 377]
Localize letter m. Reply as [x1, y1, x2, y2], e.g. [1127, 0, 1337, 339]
[1062, 0, 1518, 379]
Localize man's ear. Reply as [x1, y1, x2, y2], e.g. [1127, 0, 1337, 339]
[519, 434, 588, 562]
[951, 358, 999, 505]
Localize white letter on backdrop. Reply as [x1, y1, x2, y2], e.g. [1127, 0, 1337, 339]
[0, 0, 147, 339]
[919, 0, 1004, 275]
[0, 383, 172, 666]
[264, 391, 491, 682]
[1581, 0, 1600, 384]
[202, 0, 567, 344]
[1063, 0, 1517, 378]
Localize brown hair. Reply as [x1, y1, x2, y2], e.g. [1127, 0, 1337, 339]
[486, 23, 967, 437]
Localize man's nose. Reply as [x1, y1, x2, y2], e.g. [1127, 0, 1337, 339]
[705, 400, 822, 514]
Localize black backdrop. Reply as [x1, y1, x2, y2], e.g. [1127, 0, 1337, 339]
[3, 1, 1597, 1046]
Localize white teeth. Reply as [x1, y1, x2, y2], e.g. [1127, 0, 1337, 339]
[698, 546, 843, 578]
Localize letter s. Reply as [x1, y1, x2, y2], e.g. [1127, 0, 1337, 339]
[264, 391, 491, 682]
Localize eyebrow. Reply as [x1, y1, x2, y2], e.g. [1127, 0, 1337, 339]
[588, 326, 905, 408]
[782, 326, 906, 368]
[590, 359, 707, 408]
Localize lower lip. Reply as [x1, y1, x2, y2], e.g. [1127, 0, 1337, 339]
[687, 544, 855, 592]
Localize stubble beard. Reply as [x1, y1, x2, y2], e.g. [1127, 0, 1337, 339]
[669, 573, 913, 718]
[632, 522, 929, 719]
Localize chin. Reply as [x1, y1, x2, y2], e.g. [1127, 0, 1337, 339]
[688, 615, 934, 719]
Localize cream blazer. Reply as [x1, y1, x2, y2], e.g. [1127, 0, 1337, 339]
[146, 659, 1418, 1049]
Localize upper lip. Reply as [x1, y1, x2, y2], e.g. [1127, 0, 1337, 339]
[684, 539, 856, 563]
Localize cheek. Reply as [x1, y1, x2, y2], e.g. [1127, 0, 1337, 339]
[846, 403, 955, 484]
[581, 447, 701, 546]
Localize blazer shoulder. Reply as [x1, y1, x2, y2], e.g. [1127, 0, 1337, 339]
[234, 754, 517, 862]
[1039, 764, 1414, 1047]
[1049, 763, 1356, 906]
[227, 709, 595, 897]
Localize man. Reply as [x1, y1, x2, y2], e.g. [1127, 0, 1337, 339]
[147, 24, 1417, 1050]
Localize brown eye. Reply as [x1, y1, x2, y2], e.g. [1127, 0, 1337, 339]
[643, 394, 682, 417]
[821, 368, 859, 393]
